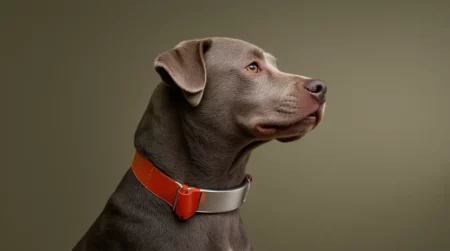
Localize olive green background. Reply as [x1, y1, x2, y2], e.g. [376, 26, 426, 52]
[4, 1, 450, 250]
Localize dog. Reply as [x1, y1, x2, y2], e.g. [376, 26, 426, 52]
[73, 37, 327, 251]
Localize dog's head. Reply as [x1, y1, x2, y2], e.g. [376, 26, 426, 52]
[154, 37, 327, 143]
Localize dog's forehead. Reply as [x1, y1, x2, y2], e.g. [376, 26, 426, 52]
[210, 37, 264, 55]
[205, 37, 277, 67]
[173, 38, 277, 66]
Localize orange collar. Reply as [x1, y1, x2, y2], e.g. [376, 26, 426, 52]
[131, 152, 253, 221]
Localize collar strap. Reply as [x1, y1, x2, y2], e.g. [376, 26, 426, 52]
[131, 152, 253, 221]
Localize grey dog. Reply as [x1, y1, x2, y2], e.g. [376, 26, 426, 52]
[73, 37, 327, 251]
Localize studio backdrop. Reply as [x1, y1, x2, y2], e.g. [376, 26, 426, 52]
[4, 1, 450, 251]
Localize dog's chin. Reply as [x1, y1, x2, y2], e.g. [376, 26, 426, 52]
[275, 122, 314, 143]
[254, 117, 316, 141]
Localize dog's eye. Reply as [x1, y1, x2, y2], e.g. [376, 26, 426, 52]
[245, 63, 261, 73]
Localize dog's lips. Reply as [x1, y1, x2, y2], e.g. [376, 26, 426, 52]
[311, 103, 325, 130]
[277, 135, 303, 142]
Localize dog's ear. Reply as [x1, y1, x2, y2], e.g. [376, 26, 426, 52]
[154, 39, 212, 107]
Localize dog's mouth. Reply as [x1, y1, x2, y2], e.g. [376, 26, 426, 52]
[305, 111, 319, 122]
[255, 103, 326, 139]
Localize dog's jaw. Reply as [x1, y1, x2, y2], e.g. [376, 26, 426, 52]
[251, 101, 326, 142]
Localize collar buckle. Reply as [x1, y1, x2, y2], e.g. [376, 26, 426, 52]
[172, 183, 202, 221]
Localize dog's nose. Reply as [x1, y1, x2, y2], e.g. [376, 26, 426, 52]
[304, 79, 327, 103]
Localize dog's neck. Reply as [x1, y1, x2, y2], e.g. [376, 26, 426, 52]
[134, 84, 261, 189]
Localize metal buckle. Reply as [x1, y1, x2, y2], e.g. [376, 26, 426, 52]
[172, 175, 252, 214]
[196, 174, 253, 213]
[242, 175, 252, 203]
